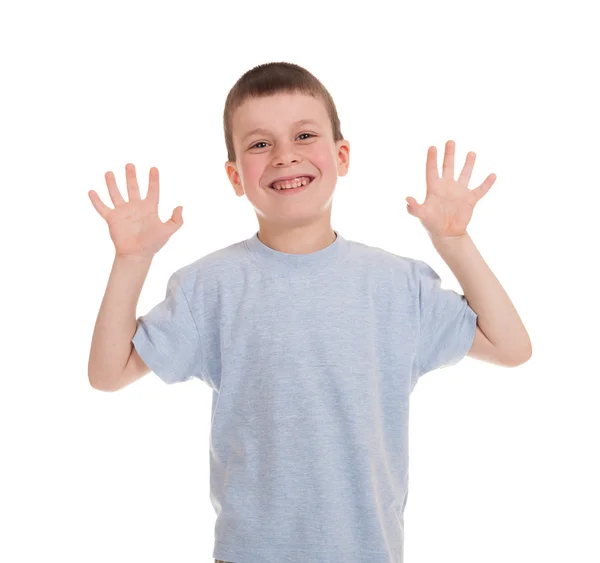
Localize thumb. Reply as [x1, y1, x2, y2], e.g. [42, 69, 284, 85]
[165, 206, 184, 234]
[406, 197, 420, 216]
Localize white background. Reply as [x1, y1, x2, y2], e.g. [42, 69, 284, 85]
[1, 0, 598, 561]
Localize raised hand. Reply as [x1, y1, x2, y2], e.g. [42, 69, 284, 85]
[88, 163, 183, 259]
[405, 140, 496, 240]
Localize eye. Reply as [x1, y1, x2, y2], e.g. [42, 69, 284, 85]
[250, 141, 268, 149]
[249, 133, 315, 150]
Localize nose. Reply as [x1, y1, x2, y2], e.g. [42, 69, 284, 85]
[271, 141, 302, 167]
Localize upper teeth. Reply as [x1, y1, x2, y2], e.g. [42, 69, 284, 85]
[271, 176, 312, 190]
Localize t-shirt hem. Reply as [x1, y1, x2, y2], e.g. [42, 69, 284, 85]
[213, 540, 396, 563]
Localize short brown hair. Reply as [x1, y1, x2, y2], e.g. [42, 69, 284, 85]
[223, 62, 344, 164]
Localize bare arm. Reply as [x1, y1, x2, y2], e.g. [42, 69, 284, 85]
[431, 233, 532, 365]
[87, 253, 153, 391]
[87, 163, 184, 390]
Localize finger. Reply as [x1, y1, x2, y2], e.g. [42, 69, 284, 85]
[146, 167, 159, 207]
[88, 190, 112, 220]
[164, 206, 183, 234]
[104, 170, 126, 207]
[406, 196, 421, 216]
[458, 151, 476, 186]
[442, 140, 455, 180]
[472, 173, 497, 201]
[426, 146, 439, 187]
[125, 163, 141, 200]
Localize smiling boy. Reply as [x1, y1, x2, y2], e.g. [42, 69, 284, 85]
[224, 88, 348, 255]
[88, 61, 532, 563]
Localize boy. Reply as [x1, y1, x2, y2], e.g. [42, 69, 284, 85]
[88, 62, 532, 563]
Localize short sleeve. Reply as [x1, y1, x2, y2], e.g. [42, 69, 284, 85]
[132, 270, 202, 385]
[415, 260, 477, 378]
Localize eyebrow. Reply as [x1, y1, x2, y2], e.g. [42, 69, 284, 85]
[241, 119, 320, 141]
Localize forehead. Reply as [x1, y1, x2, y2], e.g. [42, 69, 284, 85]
[233, 93, 328, 141]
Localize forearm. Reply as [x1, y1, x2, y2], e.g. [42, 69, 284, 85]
[430, 232, 532, 362]
[88, 254, 153, 390]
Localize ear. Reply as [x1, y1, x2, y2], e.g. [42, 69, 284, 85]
[336, 139, 350, 177]
[224, 161, 244, 197]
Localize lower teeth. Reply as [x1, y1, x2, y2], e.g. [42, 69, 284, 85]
[271, 181, 310, 191]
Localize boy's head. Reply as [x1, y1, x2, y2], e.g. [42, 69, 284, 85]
[223, 62, 350, 234]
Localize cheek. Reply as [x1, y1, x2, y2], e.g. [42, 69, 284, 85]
[238, 158, 263, 181]
[307, 146, 335, 171]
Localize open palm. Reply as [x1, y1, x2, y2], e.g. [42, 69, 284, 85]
[406, 140, 497, 239]
[88, 163, 183, 258]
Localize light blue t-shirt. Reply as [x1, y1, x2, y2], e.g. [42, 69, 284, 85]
[132, 229, 477, 563]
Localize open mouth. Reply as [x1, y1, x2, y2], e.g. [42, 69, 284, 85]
[268, 176, 315, 193]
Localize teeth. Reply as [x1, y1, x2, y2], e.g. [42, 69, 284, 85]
[271, 177, 312, 190]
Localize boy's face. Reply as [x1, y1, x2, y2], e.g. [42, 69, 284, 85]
[225, 92, 350, 230]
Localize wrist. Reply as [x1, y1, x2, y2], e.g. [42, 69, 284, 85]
[429, 231, 470, 246]
[115, 253, 154, 264]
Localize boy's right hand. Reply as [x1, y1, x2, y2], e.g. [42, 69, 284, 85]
[89, 163, 183, 260]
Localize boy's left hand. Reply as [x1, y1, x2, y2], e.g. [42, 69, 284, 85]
[406, 140, 497, 240]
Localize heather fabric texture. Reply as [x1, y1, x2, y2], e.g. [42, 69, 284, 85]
[132, 230, 477, 563]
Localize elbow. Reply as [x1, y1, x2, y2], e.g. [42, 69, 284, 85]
[520, 340, 533, 364]
[88, 371, 117, 392]
[506, 344, 533, 367]
[507, 332, 533, 366]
